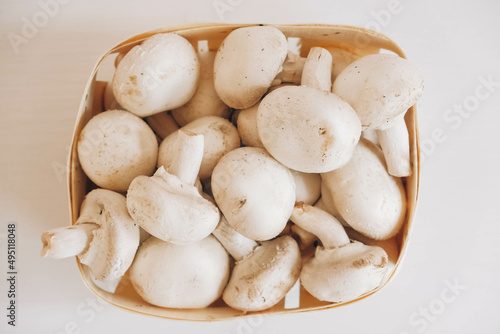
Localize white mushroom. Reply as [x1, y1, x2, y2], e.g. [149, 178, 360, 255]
[316, 180, 348, 226]
[321, 138, 407, 240]
[326, 46, 360, 82]
[361, 128, 380, 146]
[157, 116, 240, 180]
[332, 53, 424, 130]
[129, 235, 229, 308]
[213, 217, 301, 311]
[103, 82, 124, 110]
[332, 53, 423, 176]
[290, 203, 388, 303]
[127, 130, 220, 244]
[257, 47, 361, 173]
[290, 170, 321, 205]
[41, 189, 140, 281]
[344, 226, 399, 283]
[214, 26, 306, 109]
[171, 50, 230, 126]
[234, 101, 265, 149]
[77, 110, 158, 192]
[145, 111, 179, 140]
[113, 33, 200, 117]
[376, 116, 411, 177]
[211, 147, 296, 241]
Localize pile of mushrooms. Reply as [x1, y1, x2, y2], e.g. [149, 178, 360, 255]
[41, 26, 423, 312]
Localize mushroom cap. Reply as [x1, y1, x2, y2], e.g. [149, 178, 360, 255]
[76, 189, 140, 281]
[172, 51, 230, 126]
[113, 33, 200, 117]
[77, 110, 158, 192]
[130, 235, 230, 309]
[257, 86, 361, 173]
[290, 170, 321, 205]
[126, 167, 220, 245]
[332, 53, 424, 130]
[214, 26, 288, 109]
[223, 235, 301, 311]
[235, 102, 265, 149]
[211, 147, 296, 241]
[301, 242, 388, 303]
[345, 226, 399, 282]
[158, 116, 240, 180]
[322, 138, 406, 240]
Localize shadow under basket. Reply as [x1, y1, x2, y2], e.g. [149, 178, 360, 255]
[68, 23, 420, 321]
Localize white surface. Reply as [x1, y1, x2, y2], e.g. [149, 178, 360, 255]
[1, 0, 499, 333]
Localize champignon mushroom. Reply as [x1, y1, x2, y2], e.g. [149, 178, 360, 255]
[104, 82, 124, 110]
[376, 117, 411, 177]
[234, 101, 265, 149]
[316, 180, 348, 226]
[332, 53, 424, 130]
[344, 226, 399, 283]
[290, 169, 321, 205]
[41, 189, 140, 281]
[171, 50, 230, 126]
[326, 46, 360, 82]
[113, 33, 200, 117]
[213, 217, 301, 311]
[211, 147, 296, 241]
[257, 47, 361, 173]
[214, 26, 305, 109]
[157, 116, 240, 180]
[127, 130, 220, 244]
[145, 111, 179, 140]
[290, 203, 388, 303]
[332, 53, 423, 176]
[321, 138, 406, 240]
[129, 235, 229, 308]
[77, 110, 158, 192]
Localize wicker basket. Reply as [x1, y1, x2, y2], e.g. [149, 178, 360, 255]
[68, 23, 420, 321]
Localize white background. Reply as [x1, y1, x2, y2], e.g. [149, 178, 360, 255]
[1, 0, 499, 333]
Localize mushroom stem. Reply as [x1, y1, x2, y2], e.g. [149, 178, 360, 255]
[376, 116, 411, 177]
[290, 203, 349, 249]
[167, 130, 204, 186]
[291, 224, 316, 249]
[212, 217, 258, 261]
[41, 223, 99, 258]
[146, 112, 179, 140]
[272, 51, 306, 86]
[301, 47, 333, 92]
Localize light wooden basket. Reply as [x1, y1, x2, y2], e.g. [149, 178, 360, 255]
[68, 23, 420, 321]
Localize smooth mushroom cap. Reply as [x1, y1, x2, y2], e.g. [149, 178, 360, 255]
[158, 116, 240, 180]
[322, 138, 406, 240]
[290, 170, 321, 205]
[257, 86, 361, 173]
[301, 241, 388, 303]
[130, 235, 230, 309]
[211, 147, 296, 241]
[326, 47, 360, 81]
[235, 102, 265, 149]
[223, 235, 301, 311]
[76, 189, 140, 281]
[77, 110, 158, 192]
[172, 50, 230, 126]
[214, 26, 288, 109]
[113, 33, 200, 117]
[126, 167, 220, 244]
[332, 53, 424, 130]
